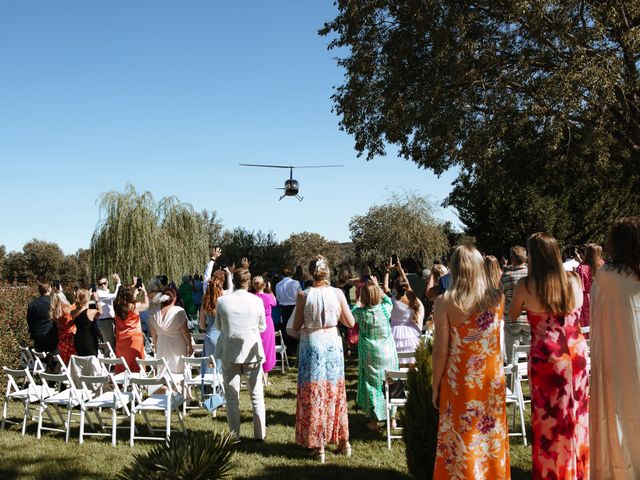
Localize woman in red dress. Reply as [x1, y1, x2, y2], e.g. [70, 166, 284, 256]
[113, 281, 149, 373]
[50, 290, 76, 364]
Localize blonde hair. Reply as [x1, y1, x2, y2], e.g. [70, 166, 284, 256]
[308, 255, 331, 284]
[484, 255, 502, 289]
[75, 289, 91, 308]
[445, 245, 502, 314]
[583, 243, 602, 274]
[527, 233, 575, 314]
[360, 280, 382, 307]
[251, 275, 265, 292]
[50, 292, 68, 319]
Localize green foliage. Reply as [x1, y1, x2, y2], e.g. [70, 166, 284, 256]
[0, 285, 35, 391]
[91, 184, 209, 283]
[402, 342, 438, 480]
[0, 245, 5, 280]
[201, 209, 224, 250]
[117, 431, 236, 480]
[321, 1, 640, 246]
[349, 193, 449, 268]
[219, 228, 287, 276]
[282, 231, 345, 272]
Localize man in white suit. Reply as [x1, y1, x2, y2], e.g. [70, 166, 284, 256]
[215, 268, 266, 440]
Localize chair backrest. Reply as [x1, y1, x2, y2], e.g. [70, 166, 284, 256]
[136, 357, 179, 390]
[385, 369, 409, 383]
[191, 333, 205, 343]
[510, 344, 530, 375]
[97, 342, 116, 359]
[18, 347, 35, 371]
[99, 356, 131, 374]
[397, 351, 416, 364]
[37, 370, 78, 401]
[31, 349, 48, 373]
[3, 367, 37, 397]
[275, 330, 284, 345]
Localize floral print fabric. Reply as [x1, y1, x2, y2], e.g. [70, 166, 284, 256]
[527, 309, 589, 480]
[434, 308, 510, 479]
[295, 328, 349, 449]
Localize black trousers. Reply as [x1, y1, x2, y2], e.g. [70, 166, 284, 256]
[279, 304, 299, 356]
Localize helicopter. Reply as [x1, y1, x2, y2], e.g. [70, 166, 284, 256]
[238, 163, 344, 201]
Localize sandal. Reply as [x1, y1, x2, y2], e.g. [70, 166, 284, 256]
[308, 447, 325, 464]
[334, 442, 352, 457]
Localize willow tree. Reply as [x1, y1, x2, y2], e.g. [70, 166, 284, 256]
[349, 193, 449, 269]
[91, 185, 209, 283]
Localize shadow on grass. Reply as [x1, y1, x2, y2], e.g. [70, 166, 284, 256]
[238, 464, 411, 480]
[0, 444, 98, 480]
[511, 466, 531, 480]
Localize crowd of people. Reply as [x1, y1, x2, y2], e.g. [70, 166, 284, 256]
[21, 215, 640, 479]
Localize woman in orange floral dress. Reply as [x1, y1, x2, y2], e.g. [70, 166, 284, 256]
[432, 245, 510, 479]
[113, 283, 149, 373]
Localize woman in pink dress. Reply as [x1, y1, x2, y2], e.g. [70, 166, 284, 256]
[252, 276, 277, 382]
[510, 233, 589, 479]
[576, 243, 603, 332]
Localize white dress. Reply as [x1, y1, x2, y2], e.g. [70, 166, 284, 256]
[590, 266, 640, 479]
[148, 305, 189, 374]
[389, 297, 424, 363]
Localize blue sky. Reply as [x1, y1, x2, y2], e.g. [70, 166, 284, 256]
[0, 1, 460, 254]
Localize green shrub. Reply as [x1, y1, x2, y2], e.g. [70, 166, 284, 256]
[402, 342, 439, 480]
[0, 285, 34, 389]
[118, 431, 237, 480]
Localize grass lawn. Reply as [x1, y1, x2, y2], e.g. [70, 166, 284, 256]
[0, 358, 532, 479]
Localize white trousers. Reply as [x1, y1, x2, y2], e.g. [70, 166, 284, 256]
[221, 361, 265, 440]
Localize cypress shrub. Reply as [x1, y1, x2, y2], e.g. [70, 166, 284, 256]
[402, 342, 439, 480]
[118, 431, 237, 480]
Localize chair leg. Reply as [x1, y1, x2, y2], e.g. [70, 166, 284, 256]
[65, 407, 72, 443]
[1, 399, 7, 431]
[79, 409, 85, 444]
[166, 408, 171, 441]
[386, 407, 391, 450]
[111, 406, 117, 446]
[130, 410, 135, 447]
[36, 404, 44, 439]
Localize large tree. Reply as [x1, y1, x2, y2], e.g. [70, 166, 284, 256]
[91, 185, 209, 283]
[321, 1, 640, 242]
[281, 232, 345, 273]
[218, 228, 286, 277]
[4, 240, 66, 284]
[349, 194, 449, 268]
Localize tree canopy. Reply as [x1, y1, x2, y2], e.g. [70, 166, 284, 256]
[349, 194, 449, 268]
[90, 185, 209, 283]
[282, 232, 345, 273]
[321, 1, 640, 244]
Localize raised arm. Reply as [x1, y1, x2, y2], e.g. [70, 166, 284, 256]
[135, 285, 149, 313]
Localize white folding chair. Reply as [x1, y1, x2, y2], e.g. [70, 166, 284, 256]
[77, 373, 132, 446]
[1, 367, 49, 435]
[181, 355, 224, 416]
[18, 346, 36, 372]
[97, 342, 116, 359]
[129, 368, 186, 446]
[397, 351, 417, 366]
[98, 357, 137, 390]
[31, 349, 48, 373]
[509, 344, 530, 404]
[580, 326, 591, 372]
[385, 368, 409, 449]
[505, 360, 528, 445]
[35, 370, 89, 442]
[274, 331, 289, 373]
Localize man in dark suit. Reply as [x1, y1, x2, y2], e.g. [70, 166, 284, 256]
[26, 282, 58, 353]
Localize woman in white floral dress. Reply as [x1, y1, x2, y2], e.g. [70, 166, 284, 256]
[432, 245, 510, 479]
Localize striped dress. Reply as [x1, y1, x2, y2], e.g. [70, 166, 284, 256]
[352, 294, 398, 421]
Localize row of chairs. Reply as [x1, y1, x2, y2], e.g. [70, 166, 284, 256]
[2, 347, 225, 446]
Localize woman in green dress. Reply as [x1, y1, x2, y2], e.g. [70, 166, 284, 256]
[352, 277, 399, 431]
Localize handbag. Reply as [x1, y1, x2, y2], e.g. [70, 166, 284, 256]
[347, 324, 360, 345]
[201, 358, 225, 413]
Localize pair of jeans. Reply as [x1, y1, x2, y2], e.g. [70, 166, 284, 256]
[221, 361, 265, 440]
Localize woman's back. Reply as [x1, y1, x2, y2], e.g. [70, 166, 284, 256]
[302, 287, 341, 329]
[434, 304, 509, 478]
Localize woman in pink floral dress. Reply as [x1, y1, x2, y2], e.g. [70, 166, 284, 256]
[576, 243, 603, 333]
[510, 233, 589, 479]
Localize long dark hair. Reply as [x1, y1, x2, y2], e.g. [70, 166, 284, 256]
[114, 286, 136, 320]
[526, 233, 575, 314]
[606, 217, 640, 279]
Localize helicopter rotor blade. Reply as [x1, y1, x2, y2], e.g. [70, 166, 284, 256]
[239, 163, 293, 169]
[289, 165, 344, 169]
